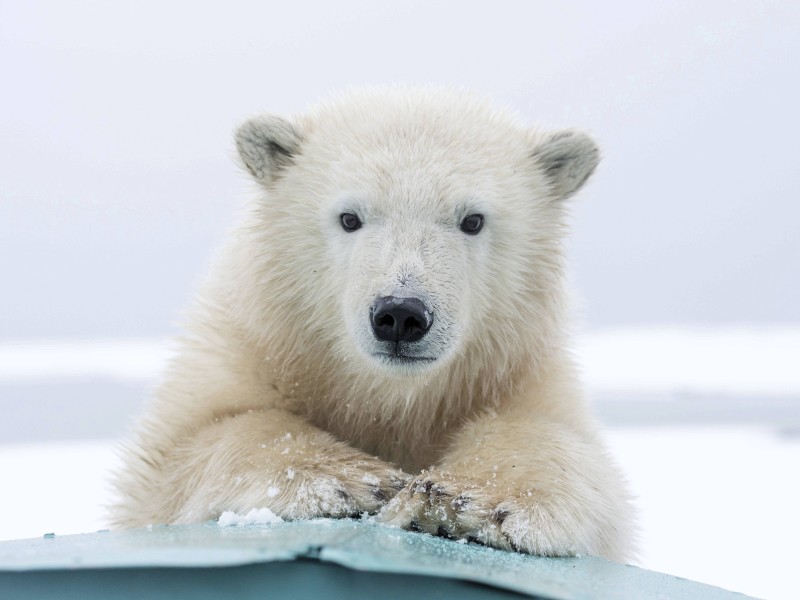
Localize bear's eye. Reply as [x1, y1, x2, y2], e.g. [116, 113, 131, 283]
[459, 214, 484, 235]
[340, 213, 362, 232]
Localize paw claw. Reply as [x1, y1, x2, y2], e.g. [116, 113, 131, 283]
[414, 479, 434, 494]
[452, 494, 471, 511]
[390, 476, 410, 490]
[436, 525, 455, 539]
[430, 483, 451, 498]
[491, 507, 510, 524]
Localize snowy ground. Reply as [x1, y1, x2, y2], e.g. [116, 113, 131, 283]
[1, 328, 798, 600]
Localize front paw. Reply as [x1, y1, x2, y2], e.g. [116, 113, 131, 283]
[282, 459, 410, 519]
[376, 472, 583, 557]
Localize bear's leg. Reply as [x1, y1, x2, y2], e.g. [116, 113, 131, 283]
[114, 408, 409, 527]
[377, 410, 634, 562]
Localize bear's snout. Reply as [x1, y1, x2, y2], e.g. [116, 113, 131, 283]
[370, 296, 433, 344]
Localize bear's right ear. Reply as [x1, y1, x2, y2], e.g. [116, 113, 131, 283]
[235, 115, 303, 184]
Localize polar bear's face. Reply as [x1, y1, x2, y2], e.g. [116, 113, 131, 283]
[235, 90, 599, 377]
[327, 184, 489, 372]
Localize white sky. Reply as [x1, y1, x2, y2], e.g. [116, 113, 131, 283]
[1, 1, 799, 338]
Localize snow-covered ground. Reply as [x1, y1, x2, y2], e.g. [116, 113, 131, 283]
[1, 328, 798, 600]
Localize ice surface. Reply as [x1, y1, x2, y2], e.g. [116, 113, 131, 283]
[604, 426, 800, 600]
[0, 339, 173, 383]
[0, 520, 757, 599]
[575, 326, 800, 396]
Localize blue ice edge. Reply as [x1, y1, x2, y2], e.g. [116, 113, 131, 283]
[0, 519, 755, 600]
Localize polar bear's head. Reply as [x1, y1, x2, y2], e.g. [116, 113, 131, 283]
[234, 89, 598, 383]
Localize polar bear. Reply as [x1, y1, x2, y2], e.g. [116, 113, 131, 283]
[112, 87, 634, 561]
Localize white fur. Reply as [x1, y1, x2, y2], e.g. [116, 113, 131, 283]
[112, 86, 634, 562]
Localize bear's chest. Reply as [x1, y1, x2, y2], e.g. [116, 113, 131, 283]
[304, 398, 465, 473]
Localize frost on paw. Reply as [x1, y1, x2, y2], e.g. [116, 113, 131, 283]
[376, 473, 585, 557]
[279, 460, 410, 520]
[291, 476, 359, 517]
[376, 473, 468, 534]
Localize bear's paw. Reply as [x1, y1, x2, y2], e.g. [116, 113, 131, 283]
[280, 459, 410, 519]
[376, 472, 588, 557]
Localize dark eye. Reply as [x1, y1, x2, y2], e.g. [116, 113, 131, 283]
[340, 213, 362, 232]
[459, 214, 484, 235]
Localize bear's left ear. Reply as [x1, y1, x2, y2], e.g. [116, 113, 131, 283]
[235, 114, 303, 185]
[531, 130, 600, 201]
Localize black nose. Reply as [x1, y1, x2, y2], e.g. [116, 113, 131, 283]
[370, 296, 433, 343]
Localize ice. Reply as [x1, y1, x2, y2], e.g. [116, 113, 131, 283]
[217, 507, 283, 527]
[267, 486, 280, 498]
[575, 326, 800, 396]
[0, 339, 173, 383]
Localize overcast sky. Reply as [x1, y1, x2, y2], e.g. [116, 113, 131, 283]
[2, 1, 798, 339]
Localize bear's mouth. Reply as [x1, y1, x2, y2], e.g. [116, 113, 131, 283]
[373, 352, 437, 365]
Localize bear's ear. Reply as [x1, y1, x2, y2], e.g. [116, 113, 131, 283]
[235, 115, 303, 184]
[531, 130, 600, 201]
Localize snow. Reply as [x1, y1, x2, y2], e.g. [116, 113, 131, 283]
[605, 426, 800, 600]
[0, 338, 174, 383]
[0, 440, 121, 541]
[575, 326, 800, 396]
[217, 507, 283, 527]
[361, 474, 380, 486]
